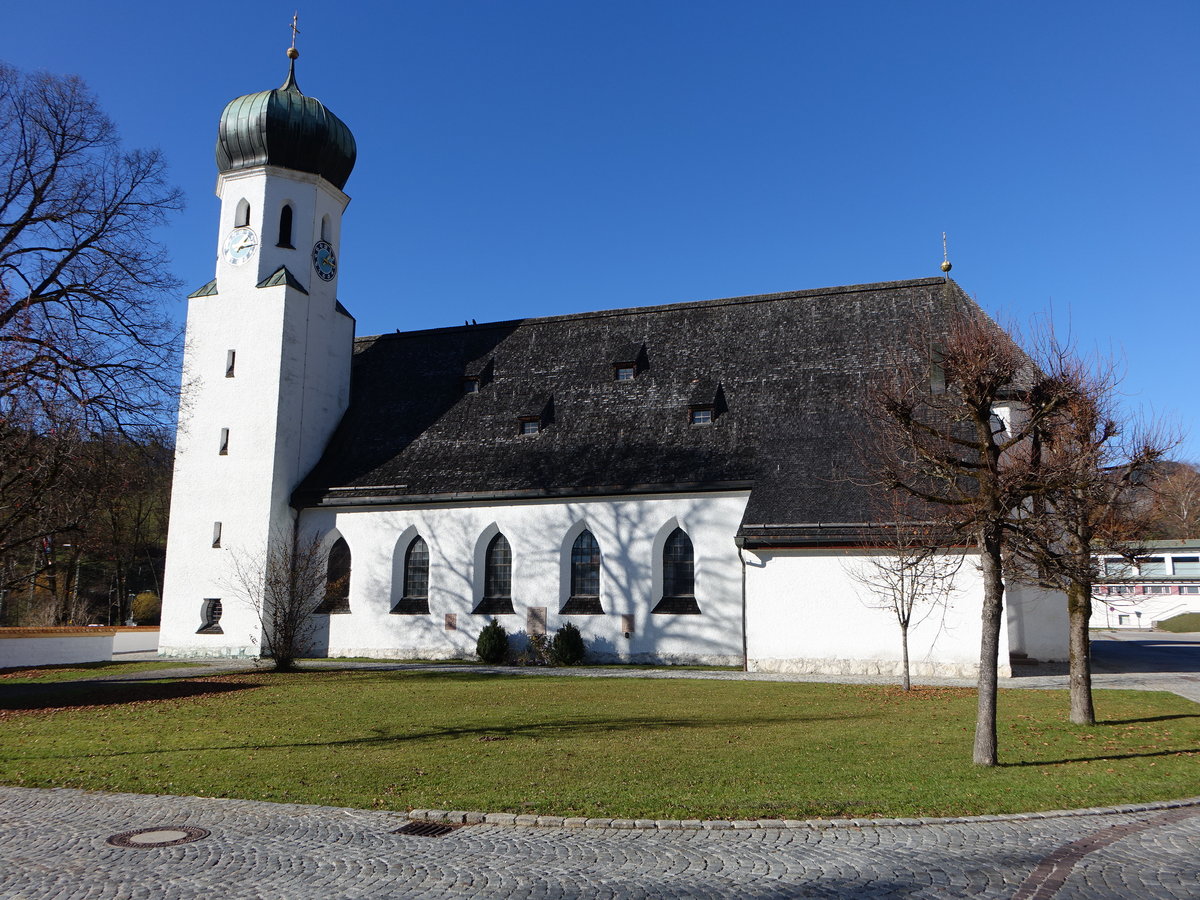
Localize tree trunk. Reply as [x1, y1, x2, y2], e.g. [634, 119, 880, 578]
[900, 622, 911, 691]
[974, 531, 1004, 766]
[1067, 581, 1095, 725]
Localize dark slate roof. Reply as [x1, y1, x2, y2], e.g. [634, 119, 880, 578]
[295, 277, 990, 544]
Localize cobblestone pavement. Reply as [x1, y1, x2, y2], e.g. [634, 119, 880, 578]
[0, 787, 1197, 899]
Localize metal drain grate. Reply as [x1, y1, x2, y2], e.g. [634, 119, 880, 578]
[392, 821, 462, 838]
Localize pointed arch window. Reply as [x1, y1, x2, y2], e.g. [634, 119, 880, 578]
[391, 536, 430, 614]
[473, 533, 514, 615]
[277, 204, 294, 248]
[235, 198, 251, 228]
[652, 528, 700, 614]
[316, 537, 351, 614]
[562, 530, 603, 615]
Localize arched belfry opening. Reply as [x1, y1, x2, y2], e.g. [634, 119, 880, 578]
[277, 204, 294, 248]
[235, 198, 250, 228]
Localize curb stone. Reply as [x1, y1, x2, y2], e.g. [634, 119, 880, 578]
[405, 795, 1200, 830]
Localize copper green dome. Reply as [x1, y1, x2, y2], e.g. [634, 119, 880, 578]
[215, 58, 356, 190]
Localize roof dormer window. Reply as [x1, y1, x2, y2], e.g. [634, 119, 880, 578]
[517, 395, 554, 436]
[687, 379, 726, 425]
[610, 341, 648, 381]
[462, 377, 480, 394]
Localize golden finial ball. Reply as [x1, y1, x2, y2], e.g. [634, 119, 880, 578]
[940, 260, 953, 273]
[287, 47, 300, 59]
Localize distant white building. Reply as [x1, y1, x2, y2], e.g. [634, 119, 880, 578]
[157, 50, 1067, 676]
[1093, 540, 1200, 629]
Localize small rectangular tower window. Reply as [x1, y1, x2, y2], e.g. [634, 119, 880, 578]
[212, 522, 222, 548]
[445, 613, 457, 631]
[219, 428, 229, 455]
[225, 350, 236, 378]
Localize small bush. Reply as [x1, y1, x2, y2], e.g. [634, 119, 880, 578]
[476, 618, 509, 663]
[515, 631, 553, 666]
[550, 622, 586, 666]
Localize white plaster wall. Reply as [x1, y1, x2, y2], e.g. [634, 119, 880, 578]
[160, 166, 353, 659]
[744, 548, 1012, 678]
[0, 633, 115, 668]
[112, 629, 160, 654]
[1093, 593, 1200, 629]
[159, 286, 289, 657]
[1005, 582, 1068, 661]
[293, 491, 752, 665]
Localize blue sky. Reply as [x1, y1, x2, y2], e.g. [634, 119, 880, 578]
[5, 1, 1198, 457]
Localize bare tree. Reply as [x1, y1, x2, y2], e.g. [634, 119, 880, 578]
[0, 62, 182, 562]
[866, 310, 1073, 765]
[1145, 463, 1200, 540]
[1005, 342, 1171, 725]
[227, 527, 333, 671]
[848, 493, 963, 691]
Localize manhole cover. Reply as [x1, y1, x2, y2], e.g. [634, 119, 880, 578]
[106, 826, 211, 848]
[392, 821, 462, 838]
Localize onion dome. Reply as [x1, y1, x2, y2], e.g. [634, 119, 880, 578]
[215, 53, 356, 190]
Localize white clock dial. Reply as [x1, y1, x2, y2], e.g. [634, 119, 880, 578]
[222, 226, 259, 266]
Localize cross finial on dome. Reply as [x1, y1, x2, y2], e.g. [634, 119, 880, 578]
[281, 12, 302, 91]
[288, 11, 300, 58]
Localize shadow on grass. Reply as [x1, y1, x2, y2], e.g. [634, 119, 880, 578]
[0, 679, 259, 713]
[24, 710, 869, 759]
[1000, 746, 1199, 768]
[1100, 713, 1200, 725]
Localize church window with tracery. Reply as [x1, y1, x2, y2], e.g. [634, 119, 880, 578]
[652, 528, 701, 614]
[391, 536, 430, 614]
[473, 533, 515, 615]
[316, 537, 351, 614]
[561, 530, 603, 615]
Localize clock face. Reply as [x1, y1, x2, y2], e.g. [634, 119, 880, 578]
[312, 240, 337, 282]
[222, 227, 258, 266]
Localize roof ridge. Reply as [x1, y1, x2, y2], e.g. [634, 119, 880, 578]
[356, 277, 958, 344]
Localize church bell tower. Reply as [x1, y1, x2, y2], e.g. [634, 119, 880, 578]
[159, 43, 357, 657]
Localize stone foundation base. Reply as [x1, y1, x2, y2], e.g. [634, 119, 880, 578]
[748, 657, 1012, 680]
[158, 645, 256, 660]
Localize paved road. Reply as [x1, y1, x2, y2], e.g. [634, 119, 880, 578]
[1, 631, 1195, 898]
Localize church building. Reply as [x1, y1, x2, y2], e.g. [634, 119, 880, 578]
[158, 52, 1067, 676]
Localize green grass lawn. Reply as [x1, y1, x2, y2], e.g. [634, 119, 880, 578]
[1, 670, 1196, 820]
[1158, 613, 1200, 633]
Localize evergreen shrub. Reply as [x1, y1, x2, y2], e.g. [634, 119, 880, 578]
[550, 622, 586, 666]
[476, 618, 509, 663]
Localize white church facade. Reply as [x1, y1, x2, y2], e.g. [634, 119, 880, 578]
[158, 52, 1067, 677]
